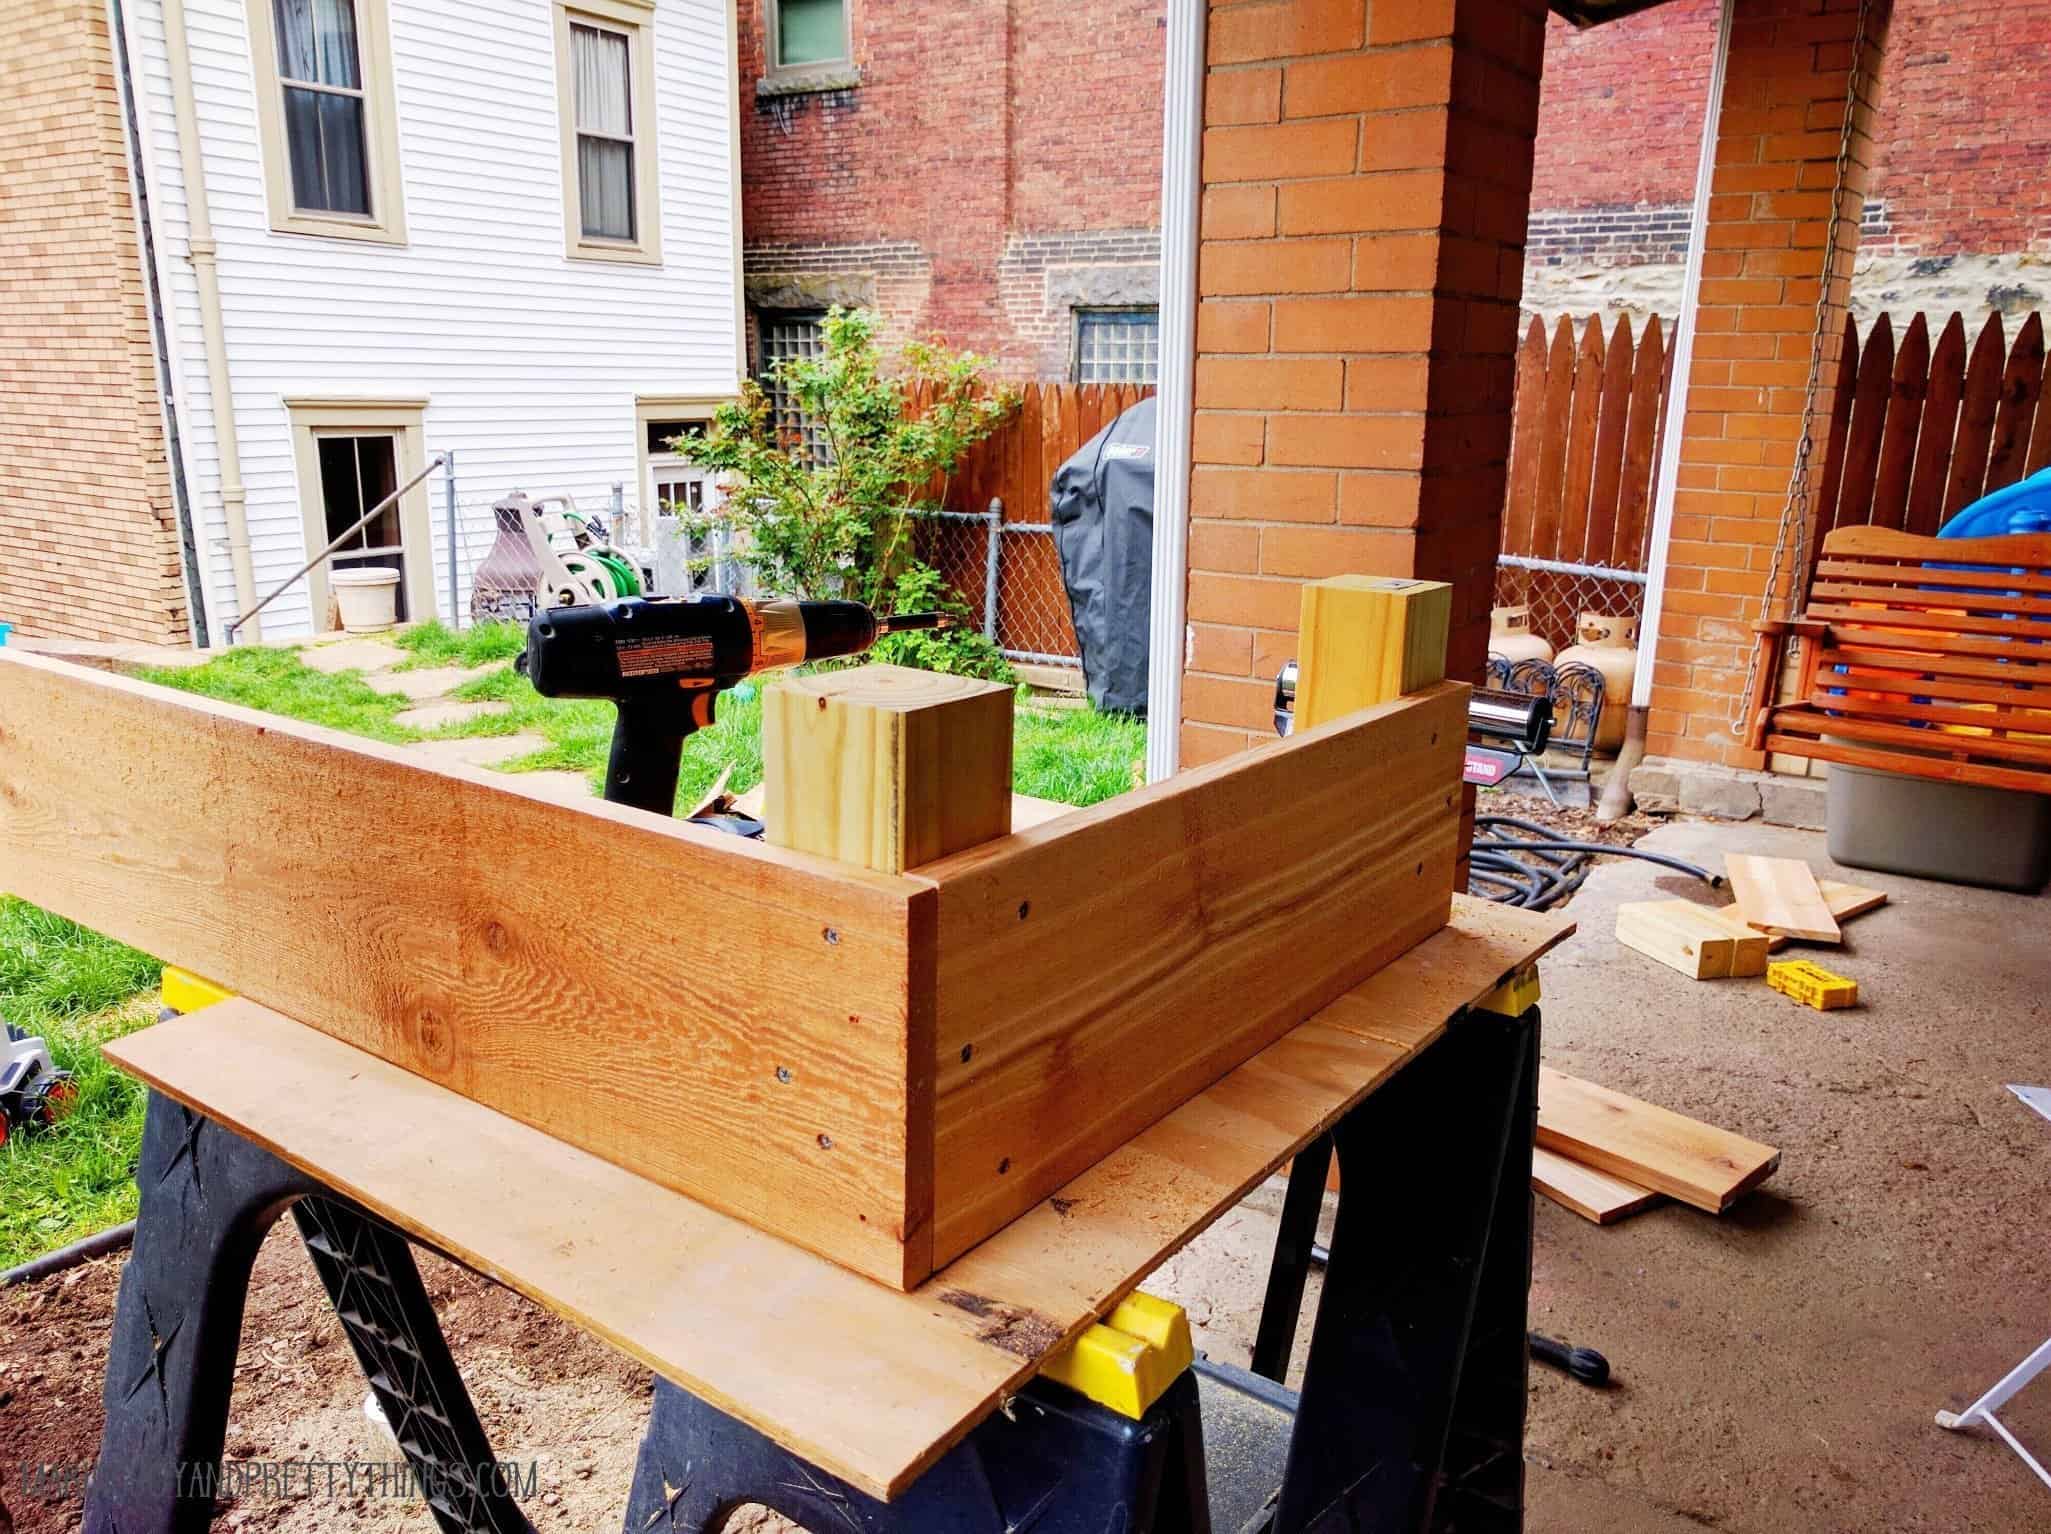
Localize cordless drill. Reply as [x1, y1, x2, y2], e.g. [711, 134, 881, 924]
[518, 596, 951, 815]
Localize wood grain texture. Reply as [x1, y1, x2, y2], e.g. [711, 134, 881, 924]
[1676, 902, 1772, 975]
[920, 682, 1471, 1266]
[1293, 576, 1452, 730]
[763, 665, 1014, 875]
[1724, 853, 1841, 943]
[1532, 1146, 1661, 1225]
[1537, 1067, 1780, 1215]
[105, 895, 1573, 1499]
[1615, 900, 1767, 979]
[1818, 878, 1888, 922]
[0, 650, 933, 1287]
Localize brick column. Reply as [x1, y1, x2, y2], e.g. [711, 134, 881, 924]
[1180, 0, 1549, 766]
[1648, 0, 1891, 768]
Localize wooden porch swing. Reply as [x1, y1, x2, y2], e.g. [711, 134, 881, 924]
[1744, 525, 2051, 794]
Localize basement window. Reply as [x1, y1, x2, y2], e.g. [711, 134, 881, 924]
[758, 311, 831, 462]
[1075, 309, 1161, 385]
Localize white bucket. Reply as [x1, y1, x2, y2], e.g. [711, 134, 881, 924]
[331, 566, 402, 633]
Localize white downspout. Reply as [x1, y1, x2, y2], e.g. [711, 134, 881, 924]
[162, 0, 261, 640]
[1145, 0, 1205, 783]
[1633, 0, 1732, 714]
[1599, 0, 1730, 819]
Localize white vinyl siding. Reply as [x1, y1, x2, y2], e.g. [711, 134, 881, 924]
[123, 0, 738, 642]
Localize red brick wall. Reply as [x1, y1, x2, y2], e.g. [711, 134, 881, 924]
[1652, 0, 1888, 768]
[1183, 0, 1549, 767]
[0, 0, 187, 644]
[1532, 0, 1719, 214]
[1526, 0, 2051, 264]
[737, 0, 1168, 377]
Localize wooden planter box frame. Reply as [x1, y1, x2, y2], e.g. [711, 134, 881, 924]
[0, 651, 1466, 1288]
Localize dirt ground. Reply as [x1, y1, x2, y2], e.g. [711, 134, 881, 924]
[4, 808, 2049, 1532]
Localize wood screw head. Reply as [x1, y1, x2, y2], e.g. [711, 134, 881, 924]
[775, 1066, 792, 1084]
[822, 927, 839, 945]
[817, 1133, 834, 1150]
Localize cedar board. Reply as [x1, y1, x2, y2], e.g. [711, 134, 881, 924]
[105, 896, 1574, 1500]
[1532, 1146, 1661, 1225]
[1, 650, 1467, 1288]
[1537, 1067, 1780, 1214]
[1724, 853, 1841, 943]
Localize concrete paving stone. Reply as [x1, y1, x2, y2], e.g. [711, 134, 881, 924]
[1760, 773, 1830, 831]
[405, 733, 549, 770]
[1676, 766, 1761, 820]
[360, 664, 497, 701]
[1627, 759, 1683, 814]
[298, 638, 405, 675]
[392, 700, 512, 730]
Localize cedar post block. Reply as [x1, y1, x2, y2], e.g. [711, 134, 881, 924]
[763, 664, 1014, 873]
[1294, 575, 1453, 729]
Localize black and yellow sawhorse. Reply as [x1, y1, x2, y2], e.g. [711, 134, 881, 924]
[82, 966, 1540, 1534]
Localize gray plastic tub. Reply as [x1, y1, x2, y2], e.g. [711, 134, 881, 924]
[1825, 740, 2051, 892]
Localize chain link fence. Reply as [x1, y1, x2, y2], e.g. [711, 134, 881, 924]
[913, 505, 1081, 669]
[1493, 554, 1647, 656]
[431, 462, 1085, 675]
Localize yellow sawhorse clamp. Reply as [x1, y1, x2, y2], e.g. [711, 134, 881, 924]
[1767, 959, 1857, 1011]
[1473, 969, 1540, 1019]
[1037, 1291, 1194, 1420]
[161, 967, 235, 1014]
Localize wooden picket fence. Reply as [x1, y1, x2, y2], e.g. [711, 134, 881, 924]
[907, 379, 1154, 662]
[1502, 313, 1676, 574]
[907, 379, 1155, 522]
[1812, 309, 2051, 547]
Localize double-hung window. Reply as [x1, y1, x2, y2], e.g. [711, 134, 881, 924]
[248, 0, 405, 242]
[554, 0, 662, 263]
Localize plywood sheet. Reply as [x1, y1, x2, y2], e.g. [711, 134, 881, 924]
[1537, 1067, 1780, 1215]
[1532, 1146, 1661, 1224]
[1724, 854, 1841, 944]
[105, 896, 1571, 1500]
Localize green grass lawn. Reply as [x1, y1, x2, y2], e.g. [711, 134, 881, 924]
[0, 899, 160, 1269]
[7, 622, 1141, 1267]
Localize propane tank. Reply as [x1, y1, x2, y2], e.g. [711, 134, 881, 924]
[1554, 612, 1640, 753]
[1488, 604, 1555, 667]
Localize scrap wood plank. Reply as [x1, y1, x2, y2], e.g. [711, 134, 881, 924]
[105, 895, 1573, 1501]
[1531, 1146, 1661, 1225]
[1724, 853, 1841, 943]
[1536, 1067, 1780, 1215]
[1747, 880, 1889, 953]
[1614, 900, 1761, 979]
[1661, 902, 1770, 975]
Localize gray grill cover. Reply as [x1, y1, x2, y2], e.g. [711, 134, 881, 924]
[1050, 397, 1155, 715]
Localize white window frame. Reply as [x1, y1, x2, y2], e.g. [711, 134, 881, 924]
[285, 397, 433, 632]
[635, 395, 736, 593]
[245, 0, 407, 244]
[760, 0, 858, 94]
[554, 0, 663, 265]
